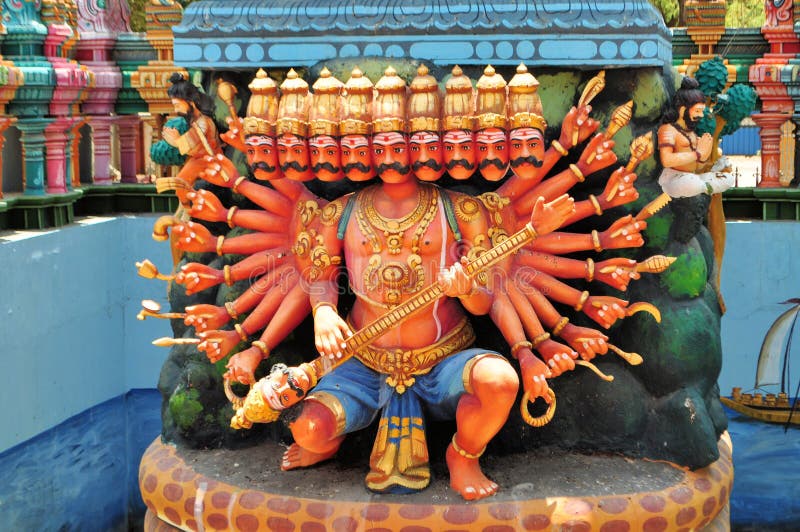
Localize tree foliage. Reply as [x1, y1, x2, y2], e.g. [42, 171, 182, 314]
[649, 0, 765, 28]
[129, 0, 199, 33]
[650, 0, 681, 26]
[725, 0, 765, 28]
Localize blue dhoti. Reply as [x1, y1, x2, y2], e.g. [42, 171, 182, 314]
[306, 319, 504, 492]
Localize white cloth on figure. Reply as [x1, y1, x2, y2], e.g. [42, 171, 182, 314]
[658, 157, 734, 198]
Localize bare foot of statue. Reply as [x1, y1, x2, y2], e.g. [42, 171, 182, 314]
[446, 442, 499, 500]
[280, 443, 338, 471]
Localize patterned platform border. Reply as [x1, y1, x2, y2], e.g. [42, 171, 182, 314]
[140, 433, 733, 531]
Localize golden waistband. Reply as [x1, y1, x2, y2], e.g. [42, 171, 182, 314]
[354, 317, 475, 394]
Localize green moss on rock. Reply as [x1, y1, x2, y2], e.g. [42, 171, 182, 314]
[660, 247, 707, 298]
[538, 72, 581, 127]
[643, 212, 673, 251]
[632, 70, 668, 122]
[169, 388, 204, 430]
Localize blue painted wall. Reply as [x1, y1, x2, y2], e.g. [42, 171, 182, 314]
[0, 389, 161, 531]
[0, 216, 170, 453]
[719, 221, 800, 395]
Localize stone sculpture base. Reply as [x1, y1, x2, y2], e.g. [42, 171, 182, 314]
[140, 433, 733, 531]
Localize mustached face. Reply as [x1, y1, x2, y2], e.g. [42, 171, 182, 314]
[171, 98, 192, 120]
[476, 128, 509, 181]
[278, 133, 313, 181]
[341, 135, 375, 181]
[509, 127, 545, 180]
[443, 129, 476, 180]
[309, 135, 344, 182]
[409, 131, 444, 182]
[260, 366, 311, 411]
[372, 132, 411, 183]
[245, 135, 280, 181]
[682, 102, 706, 132]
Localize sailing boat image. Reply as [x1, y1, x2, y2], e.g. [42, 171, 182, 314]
[720, 299, 800, 425]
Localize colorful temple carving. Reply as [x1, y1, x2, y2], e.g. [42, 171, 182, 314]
[1, 0, 799, 230]
[750, 0, 800, 187]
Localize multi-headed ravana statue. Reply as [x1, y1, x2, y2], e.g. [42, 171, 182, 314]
[142, 65, 675, 500]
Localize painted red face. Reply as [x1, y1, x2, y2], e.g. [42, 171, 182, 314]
[443, 129, 476, 180]
[372, 131, 411, 184]
[409, 131, 444, 182]
[309, 135, 344, 182]
[476, 128, 509, 182]
[340, 135, 375, 181]
[278, 133, 313, 181]
[509, 127, 545, 180]
[244, 135, 280, 181]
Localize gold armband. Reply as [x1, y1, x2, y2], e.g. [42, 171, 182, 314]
[591, 230, 602, 252]
[531, 332, 551, 348]
[551, 139, 568, 157]
[252, 341, 270, 357]
[233, 176, 247, 194]
[216, 235, 225, 256]
[312, 302, 336, 318]
[569, 164, 585, 183]
[575, 291, 590, 311]
[585, 258, 595, 282]
[589, 194, 603, 216]
[224, 301, 238, 319]
[223, 264, 233, 286]
[552, 317, 569, 336]
[227, 206, 238, 229]
[235, 323, 248, 342]
[510, 340, 533, 359]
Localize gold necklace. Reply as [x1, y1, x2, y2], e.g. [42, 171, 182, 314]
[354, 184, 440, 307]
[358, 184, 433, 254]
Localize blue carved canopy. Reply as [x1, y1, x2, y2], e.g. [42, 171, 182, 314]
[173, 0, 671, 70]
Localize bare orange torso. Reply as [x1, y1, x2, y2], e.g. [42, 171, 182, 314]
[343, 183, 465, 350]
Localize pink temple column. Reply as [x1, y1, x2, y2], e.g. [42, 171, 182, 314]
[116, 113, 143, 182]
[749, 0, 799, 188]
[751, 112, 787, 188]
[43, 2, 92, 194]
[76, 0, 130, 185]
[88, 115, 116, 185]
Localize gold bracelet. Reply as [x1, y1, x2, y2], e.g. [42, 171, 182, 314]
[510, 340, 533, 358]
[252, 341, 270, 357]
[591, 230, 602, 252]
[451, 435, 485, 460]
[552, 317, 569, 336]
[585, 258, 595, 282]
[227, 206, 238, 229]
[575, 290, 590, 311]
[569, 164, 585, 183]
[224, 301, 238, 319]
[551, 139, 568, 157]
[312, 302, 336, 318]
[588, 194, 603, 216]
[216, 235, 225, 256]
[232, 176, 247, 194]
[235, 323, 248, 342]
[531, 332, 551, 348]
[223, 264, 233, 286]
